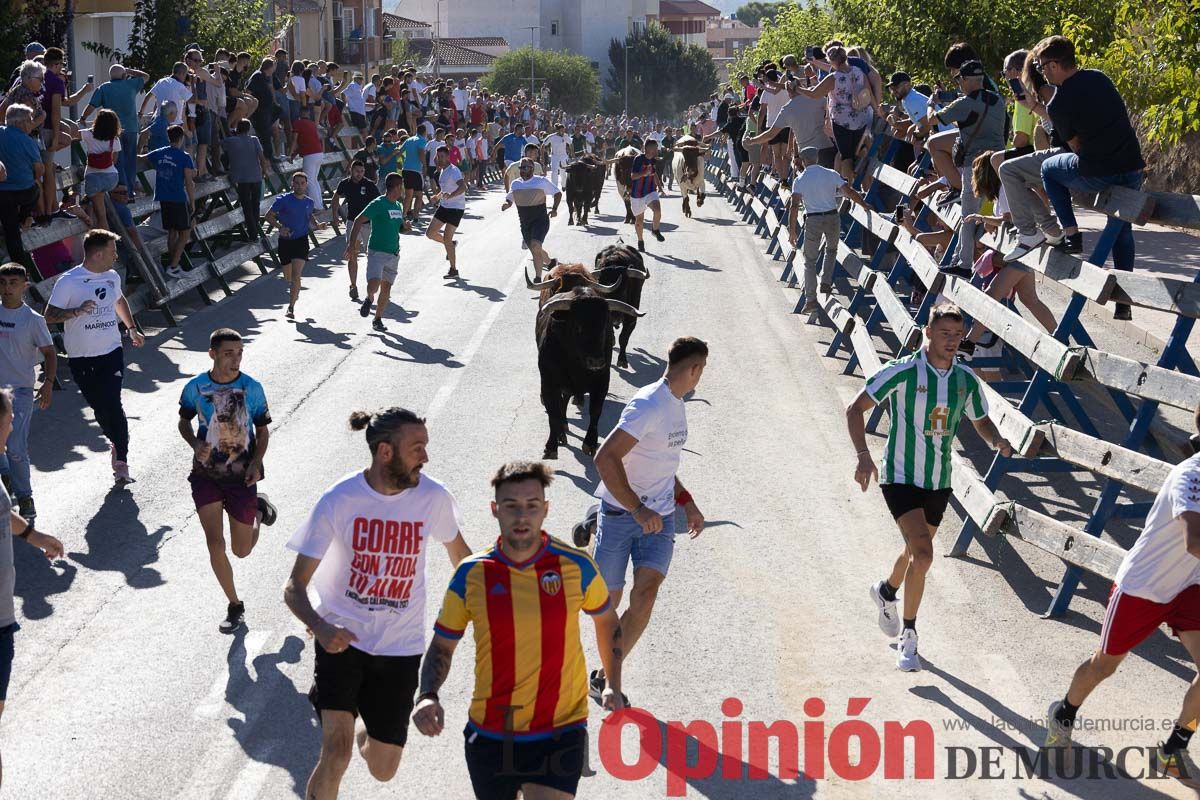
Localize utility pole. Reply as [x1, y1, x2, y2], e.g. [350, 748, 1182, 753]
[624, 43, 631, 118]
[521, 25, 540, 101]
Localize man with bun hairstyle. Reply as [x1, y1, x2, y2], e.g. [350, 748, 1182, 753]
[284, 407, 472, 798]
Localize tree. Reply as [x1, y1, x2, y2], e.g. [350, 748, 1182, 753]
[604, 23, 718, 118]
[482, 46, 601, 114]
[392, 36, 413, 66]
[733, 1, 836, 77]
[734, 1, 784, 27]
[1, 0, 72, 81]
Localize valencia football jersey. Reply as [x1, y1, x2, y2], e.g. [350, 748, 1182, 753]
[433, 532, 611, 740]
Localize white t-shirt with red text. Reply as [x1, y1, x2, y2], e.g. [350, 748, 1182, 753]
[286, 471, 463, 656]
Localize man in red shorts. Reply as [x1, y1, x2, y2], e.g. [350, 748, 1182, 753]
[179, 328, 277, 632]
[1045, 406, 1200, 776]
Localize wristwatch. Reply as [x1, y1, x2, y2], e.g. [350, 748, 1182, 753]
[416, 691, 439, 704]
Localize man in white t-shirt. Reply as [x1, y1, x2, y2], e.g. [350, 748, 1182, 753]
[342, 74, 368, 132]
[585, 337, 708, 701]
[143, 62, 193, 131]
[427, 146, 466, 280]
[545, 122, 571, 187]
[1044, 430, 1200, 775]
[45, 230, 145, 484]
[285, 406, 471, 798]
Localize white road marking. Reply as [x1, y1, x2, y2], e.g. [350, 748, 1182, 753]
[425, 254, 528, 422]
[193, 629, 271, 719]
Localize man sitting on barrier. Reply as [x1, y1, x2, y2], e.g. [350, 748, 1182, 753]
[787, 147, 868, 314]
[846, 303, 1012, 672]
[1045, 403, 1200, 777]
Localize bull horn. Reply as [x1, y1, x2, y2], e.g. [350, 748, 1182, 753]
[526, 267, 558, 291]
[607, 299, 645, 317]
[624, 267, 650, 280]
[540, 296, 575, 316]
[592, 274, 624, 294]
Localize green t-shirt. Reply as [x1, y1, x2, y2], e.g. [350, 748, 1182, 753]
[358, 195, 406, 255]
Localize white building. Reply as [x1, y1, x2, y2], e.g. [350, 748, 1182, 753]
[398, 0, 675, 75]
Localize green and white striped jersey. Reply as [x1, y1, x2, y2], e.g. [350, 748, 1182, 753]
[864, 349, 988, 490]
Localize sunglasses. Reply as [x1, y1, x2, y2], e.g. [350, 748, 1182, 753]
[1031, 59, 1058, 72]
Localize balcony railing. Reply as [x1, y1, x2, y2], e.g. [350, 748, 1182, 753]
[334, 37, 388, 66]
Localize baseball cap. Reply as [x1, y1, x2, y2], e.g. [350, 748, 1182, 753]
[25, 42, 46, 55]
[957, 60, 986, 79]
[888, 71, 911, 87]
[798, 147, 820, 162]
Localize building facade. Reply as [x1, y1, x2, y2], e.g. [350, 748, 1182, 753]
[706, 16, 761, 60]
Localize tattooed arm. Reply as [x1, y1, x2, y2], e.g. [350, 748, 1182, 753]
[412, 634, 459, 736]
[593, 606, 625, 711]
[44, 300, 96, 325]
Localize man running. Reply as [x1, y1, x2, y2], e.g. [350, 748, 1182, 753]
[45, 229, 145, 483]
[264, 172, 326, 320]
[332, 159, 380, 301]
[284, 407, 471, 799]
[413, 461, 624, 800]
[587, 337, 708, 701]
[426, 145, 466, 281]
[345, 173, 406, 332]
[498, 122, 527, 190]
[630, 139, 664, 253]
[1043, 404, 1200, 775]
[546, 122, 571, 187]
[846, 303, 1012, 672]
[179, 328, 277, 632]
[398, 126, 428, 223]
[500, 158, 561, 280]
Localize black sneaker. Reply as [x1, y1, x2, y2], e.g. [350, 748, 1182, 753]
[652, 229, 664, 242]
[256, 493, 277, 527]
[572, 504, 599, 548]
[957, 340, 976, 358]
[443, 268, 460, 279]
[588, 669, 606, 706]
[1054, 232, 1084, 255]
[637, 240, 645, 252]
[359, 297, 373, 317]
[16, 496, 35, 521]
[373, 318, 387, 332]
[349, 286, 360, 302]
[220, 601, 245, 633]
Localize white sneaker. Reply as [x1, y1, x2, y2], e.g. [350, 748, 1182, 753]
[870, 581, 902, 637]
[1043, 700, 1074, 750]
[896, 629, 922, 672]
[1001, 232, 1046, 263]
[166, 265, 184, 280]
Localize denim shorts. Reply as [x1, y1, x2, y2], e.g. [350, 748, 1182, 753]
[592, 501, 675, 590]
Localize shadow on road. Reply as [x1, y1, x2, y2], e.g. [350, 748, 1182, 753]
[68, 486, 168, 589]
[15, 544, 77, 620]
[372, 330, 463, 368]
[446, 278, 507, 303]
[226, 632, 319, 798]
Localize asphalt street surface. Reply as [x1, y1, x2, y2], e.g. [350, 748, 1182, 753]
[6, 176, 1200, 799]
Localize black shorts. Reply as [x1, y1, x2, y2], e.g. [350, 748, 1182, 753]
[0, 623, 17, 701]
[160, 200, 191, 231]
[768, 126, 790, 145]
[402, 170, 423, 191]
[277, 235, 310, 263]
[310, 643, 420, 747]
[520, 213, 550, 245]
[832, 123, 868, 160]
[349, 111, 367, 130]
[464, 725, 587, 800]
[434, 206, 464, 226]
[881, 483, 953, 526]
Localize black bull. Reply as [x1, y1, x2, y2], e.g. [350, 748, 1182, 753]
[593, 244, 650, 368]
[536, 287, 644, 460]
[564, 156, 605, 226]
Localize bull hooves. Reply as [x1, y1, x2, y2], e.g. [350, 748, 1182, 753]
[558, 432, 568, 445]
[617, 356, 629, 369]
[582, 443, 598, 456]
[698, 196, 706, 206]
[571, 396, 584, 408]
[543, 449, 559, 460]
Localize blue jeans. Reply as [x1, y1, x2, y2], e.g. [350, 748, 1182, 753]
[592, 500, 676, 591]
[1040, 153, 1143, 270]
[0, 387, 35, 499]
[117, 129, 139, 198]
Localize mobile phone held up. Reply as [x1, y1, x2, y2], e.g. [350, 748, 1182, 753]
[87, 74, 94, 84]
[1007, 77, 1025, 101]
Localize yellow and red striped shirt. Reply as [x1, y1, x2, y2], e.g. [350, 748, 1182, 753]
[433, 532, 611, 740]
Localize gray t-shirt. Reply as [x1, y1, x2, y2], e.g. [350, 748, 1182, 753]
[0, 304, 52, 389]
[775, 95, 833, 151]
[224, 134, 264, 184]
[938, 90, 1007, 161]
[0, 491, 15, 628]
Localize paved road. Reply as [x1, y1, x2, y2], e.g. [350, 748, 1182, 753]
[6, 176, 1199, 799]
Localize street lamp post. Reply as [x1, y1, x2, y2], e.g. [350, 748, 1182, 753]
[522, 25, 540, 101]
[624, 44, 631, 118]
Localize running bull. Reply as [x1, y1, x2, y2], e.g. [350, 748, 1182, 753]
[564, 154, 605, 226]
[534, 276, 644, 460]
[672, 135, 706, 218]
[613, 145, 640, 225]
